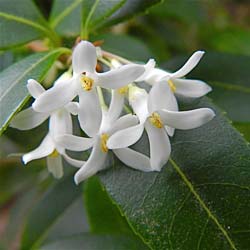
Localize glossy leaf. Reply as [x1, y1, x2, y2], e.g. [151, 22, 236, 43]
[0, 48, 69, 135]
[165, 52, 250, 122]
[0, 0, 55, 49]
[82, 0, 162, 36]
[39, 233, 147, 250]
[21, 174, 82, 250]
[99, 98, 250, 250]
[233, 122, 250, 142]
[100, 0, 163, 29]
[84, 176, 133, 234]
[49, 0, 82, 37]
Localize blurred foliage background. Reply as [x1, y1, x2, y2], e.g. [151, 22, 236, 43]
[0, 0, 250, 249]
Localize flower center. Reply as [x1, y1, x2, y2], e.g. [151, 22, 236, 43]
[149, 112, 163, 128]
[100, 133, 109, 153]
[118, 86, 128, 95]
[49, 149, 59, 158]
[81, 75, 94, 91]
[167, 79, 176, 92]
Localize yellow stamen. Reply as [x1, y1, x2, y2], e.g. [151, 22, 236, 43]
[149, 112, 163, 128]
[168, 79, 176, 92]
[50, 149, 59, 158]
[100, 133, 109, 153]
[118, 86, 128, 95]
[81, 75, 94, 91]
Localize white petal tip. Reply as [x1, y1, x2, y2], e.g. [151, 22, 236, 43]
[22, 156, 29, 165]
[74, 175, 80, 185]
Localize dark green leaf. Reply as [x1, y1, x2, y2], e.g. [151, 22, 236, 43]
[84, 176, 133, 234]
[101, 0, 163, 29]
[39, 233, 147, 250]
[0, 0, 57, 48]
[99, 98, 250, 250]
[1, 188, 40, 249]
[0, 48, 69, 135]
[82, 0, 162, 36]
[49, 0, 82, 37]
[233, 122, 250, 142]
[165, 52, 250, 122]
[21, 174, 82, 250]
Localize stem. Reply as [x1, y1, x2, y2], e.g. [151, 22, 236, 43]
[98, 57, 113, 68]
[102, 50, 132, 64]
[97, 86, 107, 110]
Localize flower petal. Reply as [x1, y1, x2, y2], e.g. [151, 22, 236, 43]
[49, 109, 73, 138]
[32, 79, 77, 113]
[171, 51, 204, 78]
[148, 80, 178, 113]
[74, 139, 107, 184]
[72, 40, 97, 74]
[55, 134, 94, 151]
[107, 124, 144, 149]
[145, 121, 171, 171]
[27, 79, 45, 98]
[46, 154, 63, 179]
[158, 108, 215, 130]
[110, 114, 139, 135]
[22, 135, 55, 164]
[113, 148, 152, 171]
[129, 86, 149, 122]
[10, 107, 49, 130]
[135, 59, 156, 82]
[173, 78, 212, 98]
[97, 64, 145, 89]
[62, 153, 85, 168]
[65, 102, 79, 115]
[78, 89, 102, 137]
[107, 90, 124, 123]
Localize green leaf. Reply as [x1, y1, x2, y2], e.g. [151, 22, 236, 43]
[49, 0, 82, 37]
[99, 98, 250, 250]
[84, 176, 133, 234]
[1, 187, 40, 249]
[210, 28, 250, 56]
[100, 0, 163, 29]
[39, 233, 147, 250]
[233, 122, 250, 142]
[165, 52, 250, 122]
[21, 174, 82, 250]
[0, 0, 57, 49]
[81, 0, 162, 36]
[0, 48, 69, 135]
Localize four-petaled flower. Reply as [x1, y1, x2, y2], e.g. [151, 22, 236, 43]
[107, 85, 215, 171]
[32, 41, 146, 137]
[10, 79, 84, 178]
[56, 90, 152, 184]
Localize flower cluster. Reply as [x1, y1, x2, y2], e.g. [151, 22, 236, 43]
[11, 41, 215, 184]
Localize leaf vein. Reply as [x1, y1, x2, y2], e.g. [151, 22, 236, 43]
[50, 0, 82, 28]
[168, 192, 191, 250]
[169, 158, 238, 250]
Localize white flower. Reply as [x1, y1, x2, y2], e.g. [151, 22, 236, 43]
[137, 51, 212, 98]
[32, 41, 146, 137]
[56, 89, 152, 184]
[10, 79, 85, 178]
[107, 85, 215, 171]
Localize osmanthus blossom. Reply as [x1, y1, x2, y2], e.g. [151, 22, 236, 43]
[107, 85, 215, 171]
[32, 40, 147, 137]
[10, 79, 84, 178]
[56, 90, 152, 184]
[137, 51, 212, 99]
